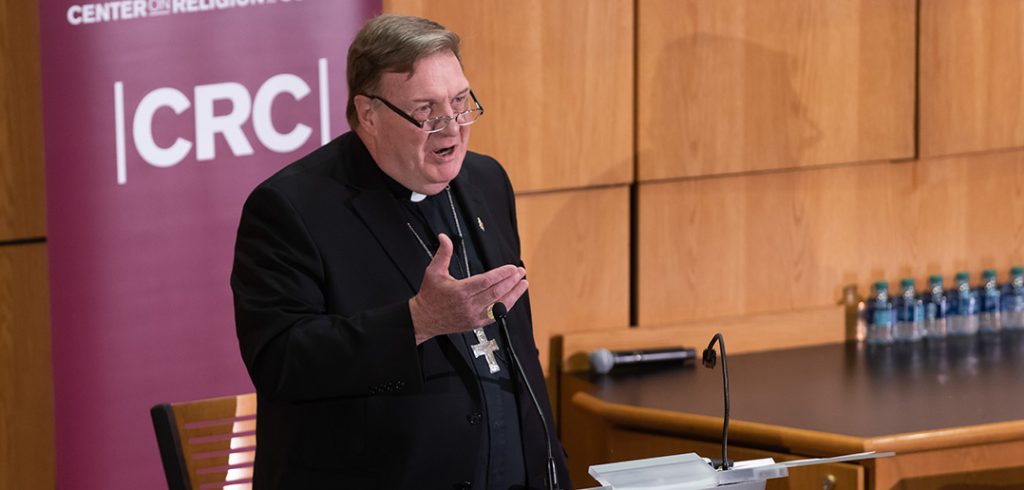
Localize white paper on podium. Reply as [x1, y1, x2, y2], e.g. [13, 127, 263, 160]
[586, 451, 894, 490]
[587, 453, 721, 490]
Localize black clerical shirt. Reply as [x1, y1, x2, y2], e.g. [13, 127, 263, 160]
[383, 176, 528, 490]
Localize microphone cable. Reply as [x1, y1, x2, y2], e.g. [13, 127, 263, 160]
[492, 302, 559, 490]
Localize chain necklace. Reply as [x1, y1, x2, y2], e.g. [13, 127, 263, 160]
[405, 186, 470, 279]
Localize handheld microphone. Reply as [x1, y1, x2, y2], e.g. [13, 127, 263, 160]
[589, 347, 697, 374]
[491, 302, 560, 490]
[703, 333, 731, 470]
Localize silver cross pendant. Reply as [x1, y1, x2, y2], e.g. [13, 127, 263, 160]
[470, 328, 501, 373]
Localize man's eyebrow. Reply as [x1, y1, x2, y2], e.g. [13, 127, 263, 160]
[409, 88, 471, 104]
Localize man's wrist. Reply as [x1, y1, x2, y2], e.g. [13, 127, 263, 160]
[409, 296, 431, 345]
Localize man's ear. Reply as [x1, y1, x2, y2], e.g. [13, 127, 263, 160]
[353, 95, 377, 134]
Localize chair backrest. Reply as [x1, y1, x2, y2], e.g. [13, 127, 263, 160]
[151, 393, 257, 490]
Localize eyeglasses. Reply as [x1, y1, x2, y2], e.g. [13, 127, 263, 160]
[365, 90, 484, 134]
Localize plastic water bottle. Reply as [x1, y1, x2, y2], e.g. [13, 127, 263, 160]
[948, 272, 978, 336]
[978, 269, 1002, 334]
[1002, 267, 1024, 330]
[894, 278, 924, 341]
[922, 275, 948, 339]
[866, 281, 894, 345]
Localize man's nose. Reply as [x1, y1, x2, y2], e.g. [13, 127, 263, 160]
[437, 114, 460, 136]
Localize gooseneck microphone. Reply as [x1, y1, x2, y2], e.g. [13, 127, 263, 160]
[491, 302, 559, 490]
[589, 347, 697, 374]
[702, 333, 731, 470]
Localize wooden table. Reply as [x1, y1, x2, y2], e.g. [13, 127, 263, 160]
[562, 332, 1024, 489]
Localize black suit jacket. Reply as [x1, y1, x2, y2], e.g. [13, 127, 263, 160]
[231, 132, 570, 489]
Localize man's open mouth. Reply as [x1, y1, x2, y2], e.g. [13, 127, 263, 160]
[434, 145, 456, 157]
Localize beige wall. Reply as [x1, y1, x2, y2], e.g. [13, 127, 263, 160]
[384, 0, 1024, 354]
[920, 0, 1024, 158]
[0, 0, 55, 489]
[637, 0, 916, 180]
[638, 0, 1024, 327]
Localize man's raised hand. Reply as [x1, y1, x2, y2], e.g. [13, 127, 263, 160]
[409, 233, 528, 345]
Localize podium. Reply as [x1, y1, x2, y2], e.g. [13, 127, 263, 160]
[581, 451, 891, 490]
[559, 335, 1024, 489]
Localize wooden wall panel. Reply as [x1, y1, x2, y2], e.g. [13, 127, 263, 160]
[383, 0, 634, 193]
[920, 0, 1024, 158]
[0, 0, 54, 486]
[517, 186, 630, 372]
[637, 0, 915, 181]
[0, 243, 54, 490]
[638, 150, 1024, 326]
[0, 0, 47, 241]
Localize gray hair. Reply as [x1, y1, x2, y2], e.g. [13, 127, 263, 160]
[346, 14, 462, 129]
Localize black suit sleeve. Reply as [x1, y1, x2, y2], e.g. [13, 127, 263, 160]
[231, 184, 422, 401]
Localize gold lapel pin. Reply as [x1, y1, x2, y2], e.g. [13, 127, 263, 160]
[477, 217, 485, 231]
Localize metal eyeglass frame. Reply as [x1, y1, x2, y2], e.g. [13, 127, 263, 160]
[365, 90, 484, 134]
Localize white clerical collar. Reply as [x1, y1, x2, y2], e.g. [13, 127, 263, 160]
[410, 192, 427, 203]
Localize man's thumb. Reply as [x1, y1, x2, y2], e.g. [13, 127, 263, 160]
[429, 233, 453, 272]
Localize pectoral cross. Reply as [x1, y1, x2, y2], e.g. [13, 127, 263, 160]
[471, 328, 500, 373]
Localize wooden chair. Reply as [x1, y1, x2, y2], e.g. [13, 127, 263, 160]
[151, 393, 257, 490]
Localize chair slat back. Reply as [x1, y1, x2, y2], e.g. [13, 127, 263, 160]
[152, 393, 257, 490]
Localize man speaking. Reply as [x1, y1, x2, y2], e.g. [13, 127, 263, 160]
[231, 14, 571, 489]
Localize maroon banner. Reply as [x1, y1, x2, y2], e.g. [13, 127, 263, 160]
[39, 1, 379, 487]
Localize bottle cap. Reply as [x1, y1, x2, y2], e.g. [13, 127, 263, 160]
[955, 272, 969, 281]
[900, 278, 914, 288]
[1012, 267, 1024, 276]
[928, 274, 943, 283]
[983, 269, 997, 279]
[874, 281, 889, 290]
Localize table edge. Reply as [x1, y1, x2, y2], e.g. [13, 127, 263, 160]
[572, 391, 1024, 456]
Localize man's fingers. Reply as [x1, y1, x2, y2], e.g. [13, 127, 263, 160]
[461, 264, 520, 292]
[472, 274, 528, 326]
[494, 278, 529, 319]
[470, 266, 524, 306]
[428, 233, 454, 275]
